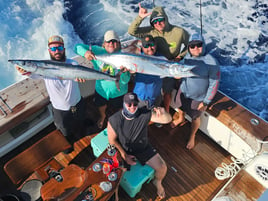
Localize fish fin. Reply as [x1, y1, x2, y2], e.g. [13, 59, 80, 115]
[115, 69, 123, 90]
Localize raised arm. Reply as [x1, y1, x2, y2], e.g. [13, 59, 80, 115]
[128, 3, 153, 37]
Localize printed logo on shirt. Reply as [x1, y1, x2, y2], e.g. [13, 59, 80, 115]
[169, 42, 177, 48]
[101, 65, 116, 76]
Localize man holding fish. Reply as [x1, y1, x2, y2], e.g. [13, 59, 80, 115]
[74, 30, 131, 129]
[15, 35, 86, 153]
[128, 3, 190, 114]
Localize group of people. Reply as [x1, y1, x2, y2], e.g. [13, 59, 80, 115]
[15, 3, 220, 200]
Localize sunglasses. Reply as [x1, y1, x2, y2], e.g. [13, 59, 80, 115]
[152, 18, 165, 25]
[49, 46, 64, 52]
[126, 102, 138, 107]
[106, 39, 118, 43]
[143, 43, 155, 48]
[189, 43, 203, 49]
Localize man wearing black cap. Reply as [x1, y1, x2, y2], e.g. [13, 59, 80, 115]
[107, 92, 171, 199]
[16, 35, 86, 153]
[133, 35, 164, 109]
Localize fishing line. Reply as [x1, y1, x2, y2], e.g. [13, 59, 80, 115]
[199, 0, 203, 35]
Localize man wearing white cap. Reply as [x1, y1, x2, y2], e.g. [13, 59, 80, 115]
[74, 30, 131, 129]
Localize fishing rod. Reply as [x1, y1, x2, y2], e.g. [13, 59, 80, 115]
[200, 0, 203, 35]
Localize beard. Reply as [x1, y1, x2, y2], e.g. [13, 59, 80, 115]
[50, 52, 66, 62]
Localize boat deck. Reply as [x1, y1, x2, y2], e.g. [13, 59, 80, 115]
[52, 118, 266, 201]
[0, 95, 266, 200]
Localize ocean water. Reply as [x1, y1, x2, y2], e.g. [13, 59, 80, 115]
[0, 0, 267, 121]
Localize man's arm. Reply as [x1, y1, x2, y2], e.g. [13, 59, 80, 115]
[203, 56, 221, 105]
[128, 3, 152, 37]
[175, 29, 190, 60]
[107, 122, 136, 165]
[150, 107, 172, 124]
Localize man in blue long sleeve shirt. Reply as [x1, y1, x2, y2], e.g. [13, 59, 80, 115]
[171, 33, 220, 149]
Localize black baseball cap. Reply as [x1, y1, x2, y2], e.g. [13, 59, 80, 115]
[123, 92, 139, 104]
[141, 35, 155, 47]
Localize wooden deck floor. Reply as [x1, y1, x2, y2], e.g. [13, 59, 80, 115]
[50, 121, 232, 201]
[118, 122, 232, 201]
[0, 96, 265, 200]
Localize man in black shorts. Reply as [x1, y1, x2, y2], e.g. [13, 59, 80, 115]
[107, 92, 171, 199]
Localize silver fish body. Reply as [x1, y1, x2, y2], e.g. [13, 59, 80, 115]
[95, 53, 197, 78]
[8, 59, 116, 81]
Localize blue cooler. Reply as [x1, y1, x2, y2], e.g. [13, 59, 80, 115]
[90, 128, 155, 198]
[91, 128, 109, 157]
[120, 162, 155, 198]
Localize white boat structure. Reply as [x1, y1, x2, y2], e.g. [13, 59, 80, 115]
[0, 41, 267, 201]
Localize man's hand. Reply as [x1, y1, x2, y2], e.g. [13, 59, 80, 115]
[120, 66, 135, 74]
[138, 3, 152, 19]
[197, 102, 208, 111]
[124, 154, 137, 166]
[75, 78, 86, 83]
[84, 50, 96, 61]
[174, 55, 182, 62]
[120, 66, 128, 72]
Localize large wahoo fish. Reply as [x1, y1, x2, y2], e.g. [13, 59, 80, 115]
[8, 59, 117, 81]
[95, 53, 197, 78]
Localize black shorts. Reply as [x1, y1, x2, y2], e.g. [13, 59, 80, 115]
[180, 93, 202, 120]
[127, 143, 157, 165]
[94, 91, 123, 109]
[162, 77, 176, 93]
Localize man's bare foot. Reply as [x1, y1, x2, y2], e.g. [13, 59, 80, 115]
[186, 136, 195, 149]
[153, 179, 165, 199]
[170, 119, 187, 128]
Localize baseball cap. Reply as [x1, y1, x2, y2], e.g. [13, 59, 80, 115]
[189, 33, 203, 45]
[123, 92, 139, 104]
[150, 16, 165, 24]
[104, 30, 120, 42]
[48, 35, 64, 46]
[141, 35, 155, 47]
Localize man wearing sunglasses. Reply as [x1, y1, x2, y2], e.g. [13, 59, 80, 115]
[74, 30, 131, 129]
[16, 35, 86, 153]
[128, 4, 190, 115]
[107, 92, 171, 199]
[133, 35, 165, 110]
[171, 33, 220, 150]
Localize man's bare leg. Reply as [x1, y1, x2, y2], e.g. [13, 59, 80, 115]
[98, 104, 107, 128]
[163, 92, 171, 113]
[186, 117, 200, 149]
[146, 154, 167, 199]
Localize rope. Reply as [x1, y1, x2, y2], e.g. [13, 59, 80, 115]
[215, 157, 245, 180]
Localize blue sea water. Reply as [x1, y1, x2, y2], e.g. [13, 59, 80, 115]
[0, 0, 267, 121]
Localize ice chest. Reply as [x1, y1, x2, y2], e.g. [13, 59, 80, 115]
[120, 161, 155, 198]
[90, 128, 155, 198]
[91, 128, 109, 157]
